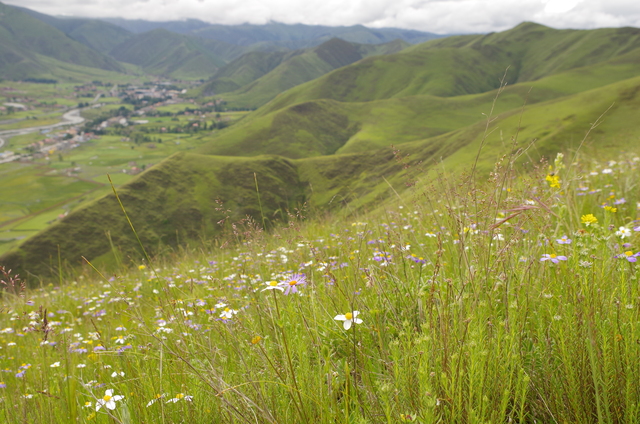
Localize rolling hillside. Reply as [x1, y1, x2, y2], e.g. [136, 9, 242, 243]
[0, 2, 125, 79]
[200, 38, 410, 108]
[2, 22, 640, 278]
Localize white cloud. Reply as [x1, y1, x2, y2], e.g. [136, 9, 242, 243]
[5, 0, 640, 34]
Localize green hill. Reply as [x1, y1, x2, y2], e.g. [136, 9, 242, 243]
[3, 22, 640, 278]
[263, 23, 640, 111]
[200, 38, 409, 108]
[200, 50, 296, 95]
[0, 2, 125, 78]
[109, 28, 247, 79]
[196, 51, 640, 159]
[15, 6, 133, 53]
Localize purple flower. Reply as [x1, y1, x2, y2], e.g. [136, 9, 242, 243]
[282, 273, 307, 295]
[556, 235, 572, 244]
[117, 345, 133, 354]
[619, 251, 640, 262]
[540, 254, 567, 263]
[407, 254, 426, 264]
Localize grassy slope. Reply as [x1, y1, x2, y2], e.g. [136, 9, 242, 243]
[0, 153, 305, 276]
[0, 2, 125, 75]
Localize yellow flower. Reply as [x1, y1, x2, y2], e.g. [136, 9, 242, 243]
[545, 174, 560, 188]
[138, 265, 146, 270]
[604, 205, 617, 213]
[581, 214, 598, 226]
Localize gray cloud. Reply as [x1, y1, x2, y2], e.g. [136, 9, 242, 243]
[5, 0, 640, 33]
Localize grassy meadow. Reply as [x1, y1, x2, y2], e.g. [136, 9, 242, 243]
[1, 149, 640, 423]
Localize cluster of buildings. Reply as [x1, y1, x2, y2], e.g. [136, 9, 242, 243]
[25, 128, 97, 160]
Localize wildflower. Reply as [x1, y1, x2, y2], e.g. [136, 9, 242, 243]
[138, 265, 146, 270]
[166, 393, 193, 403]
[616, 227, 632, 239]
[407, 254, 426, 264]
[0, 382, 5, 388]
[111, 371, 124, 378]
[604, 205, 617, 213]
[556, 235, 572, 244]
[540, 254, 567, 264]
[146, 393, 166, 407]
[251, 336, 262, 345]
[283, 273, 307, 295]
[334, 311, 363, 330]
[581, 214, 598, 226]
[50, 362, 60, 368]
[620, 251, 640, 263]
[84, 401, 92, 408]
[261, 280, 284, 292]
[77, 364, 86, 368]
[96, 389, 124, 411]
[219, 308, 237, 320]
[545, 174, 560, 188]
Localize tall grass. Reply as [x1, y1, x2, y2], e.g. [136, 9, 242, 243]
[1, 150, 639, 423]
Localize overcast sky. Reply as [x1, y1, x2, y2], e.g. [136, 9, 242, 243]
[5, 0, 640, 34]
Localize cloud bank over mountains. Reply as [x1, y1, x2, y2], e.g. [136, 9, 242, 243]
[5, 0, 640, 34]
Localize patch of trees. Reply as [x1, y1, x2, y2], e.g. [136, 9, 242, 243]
[23, 78, 57, 84]
[123, 95, 169, 109]
[82, 106, 132, 133]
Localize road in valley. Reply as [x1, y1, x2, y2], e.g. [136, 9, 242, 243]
[0, 108, 85, 162]
[0, 108, 84, 138]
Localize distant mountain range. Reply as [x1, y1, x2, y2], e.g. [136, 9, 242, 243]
[102, 18, 443, 49]
[0, 2, 445, 81]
